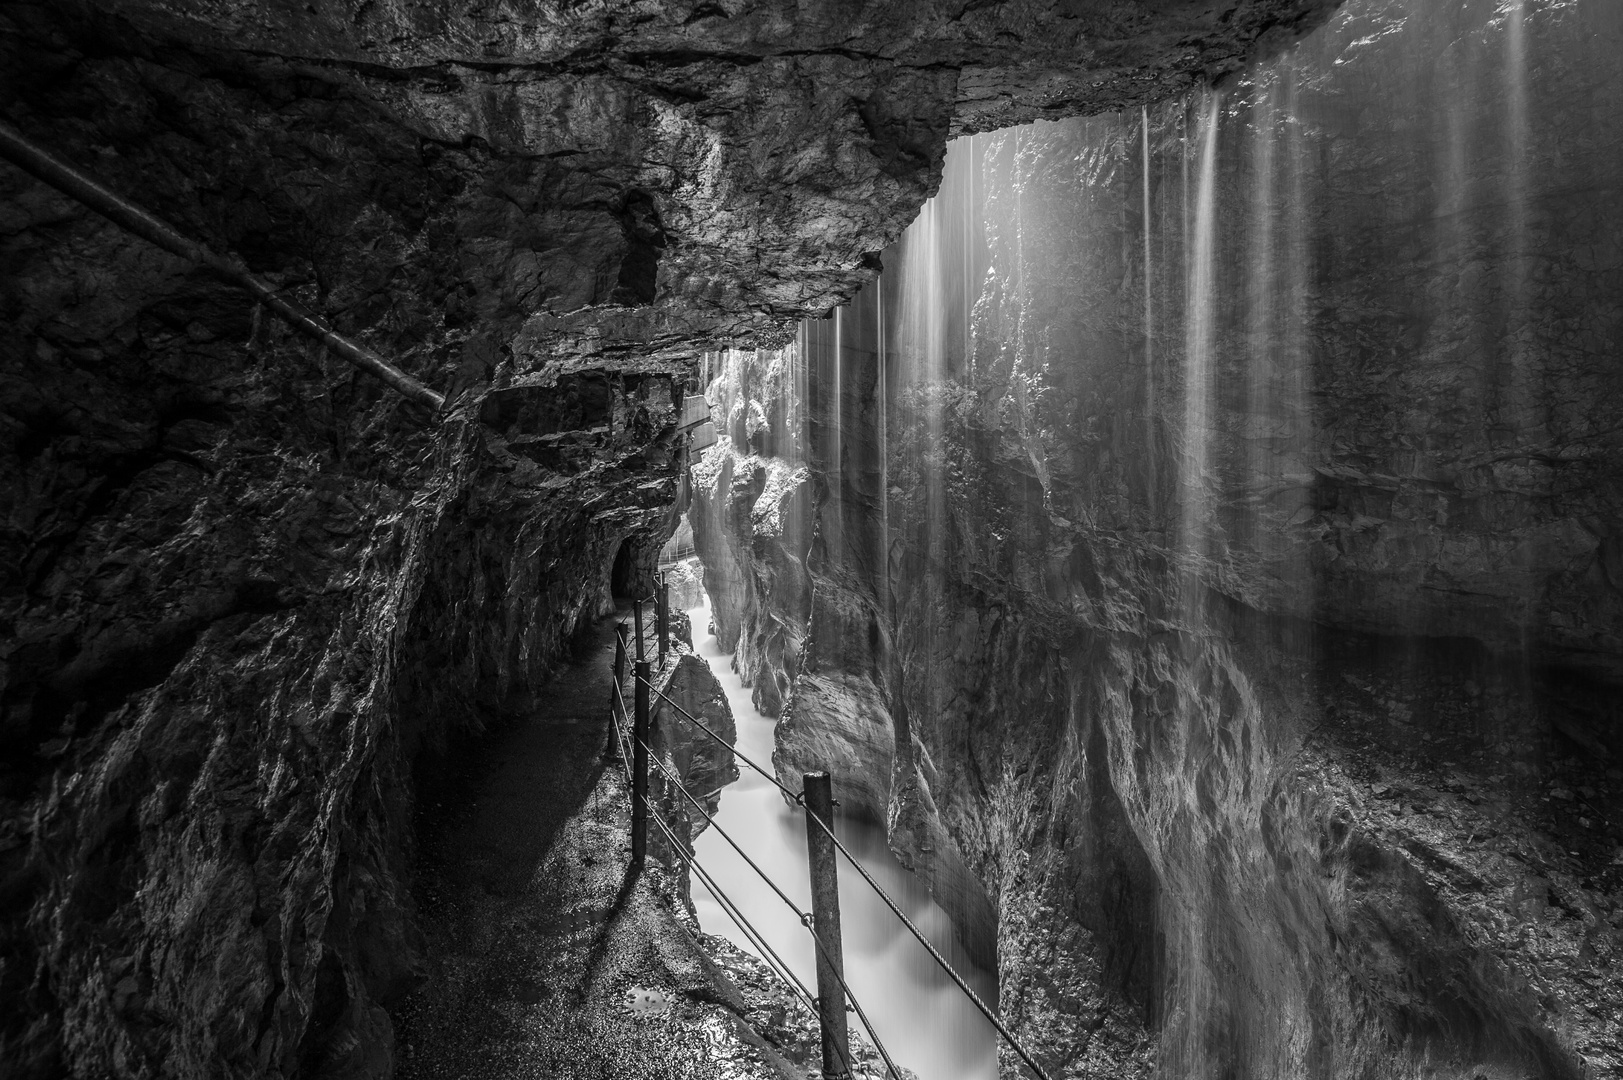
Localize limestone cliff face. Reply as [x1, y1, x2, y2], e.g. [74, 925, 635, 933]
[0, 0, 1351, 1075]
[693, 1, 1623, 1076]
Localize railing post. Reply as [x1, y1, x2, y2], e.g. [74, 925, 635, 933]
[632, 660, 651, 872]
[657, 576, 669, 667]
[802, 771, 850, 1078]
[633, 598, 646, 664]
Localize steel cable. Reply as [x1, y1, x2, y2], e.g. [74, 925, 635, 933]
[619, 617, 665, 666]
[795, 907, 903, 1080]
[613, 688, 866, 1077]
[644, 807, 878, 1080]
[802, 809, 1054, 1080]
[639, 736, 807, 923]
[644, 810, 813, 1009]
[606, 682, 634, 784]
[630, 675, 1052, 1079]
[634, 674, 803, 805]
[634, 735, 902, 1080]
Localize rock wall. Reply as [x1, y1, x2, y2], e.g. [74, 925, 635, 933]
[0, 0, 1349, 1075]
[693, 0, 1623, 1076]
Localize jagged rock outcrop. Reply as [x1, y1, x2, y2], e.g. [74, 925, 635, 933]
[1, 0, 1353, 1075]
[693, 1, 1623, 1076]
[653, 625, 742, 817]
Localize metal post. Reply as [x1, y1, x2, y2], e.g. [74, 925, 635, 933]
[633, 598, 646, 664]
[632, 660, 651, 871]
[802, 771, 850, 1078]
[657, 577, 669, 666]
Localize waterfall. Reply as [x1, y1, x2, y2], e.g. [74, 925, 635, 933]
[1180, 93, 1222, 590]
[833, 304, 845, 552]
[898, 165, 946, 570]
[690, 137, 998, 1078]
[689, 2, 1622, 1075]
[1505, 0, 1539, 495]
[1143, 105, 1158, 507]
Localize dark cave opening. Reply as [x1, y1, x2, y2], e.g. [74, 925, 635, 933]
[609, 537, 639, 601]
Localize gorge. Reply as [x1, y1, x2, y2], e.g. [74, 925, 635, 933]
[2, 0, 1621, 1078]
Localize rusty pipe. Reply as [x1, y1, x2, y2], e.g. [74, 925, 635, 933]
[0, 119, 446, 412]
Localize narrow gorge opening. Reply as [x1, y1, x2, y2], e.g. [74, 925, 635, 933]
[682, 594, 1001, 1080]
[4, 0, 1621, 1077]
[684, 0, 1623, 1075]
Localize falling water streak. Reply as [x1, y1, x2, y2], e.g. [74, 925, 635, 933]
[792, 328, 809, 556]
[1435, 22, 1473, 639]
[1506, 0, 1528, 228]
[833, 304, 845, 549]
[1504, 0, 1534, 454]
[877, 272, 889, 603]
[1143, 105, 1157, 508]
[1181, 105, 1192, 263]
[1247, 79, 1278, 569]
[965, 134, 975, 367]
[687, 159, 1000, 1059]
[927, 192, 945, 569]
[1283, 59, 1312, 607]
[899, 168, 947, 569]
[1180, 92, 1222, 589]
[1171, 115, 1223, 1056]
[1012, 124, 1031, 535]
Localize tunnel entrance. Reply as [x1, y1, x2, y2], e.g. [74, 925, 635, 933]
[610, 537, 638, 600]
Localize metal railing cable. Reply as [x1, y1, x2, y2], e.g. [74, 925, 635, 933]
[805, 808, 1054, 1080]
[616, 682, 817, 1040]
[617, 664, 892, 1078]
[636, 675, 804, 805]
[641, 739, 812, 935]
[792, 898, 905, 1080]
[661, 815, 815, 1010]
[610, 683, 867, 1077]
[644, 814, 876, 1080]
[645, 820, 815, 1034]
[614, 673, 799, 998]
[607, 682, 635, 783]
[618, 614, 666, 662]
[634, 733, 903, 1080]
[630, 672, 1054, 1080]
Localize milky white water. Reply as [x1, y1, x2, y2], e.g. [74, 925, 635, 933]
[685, 599, 999, 1080]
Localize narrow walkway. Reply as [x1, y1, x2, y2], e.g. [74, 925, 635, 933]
[394, 611, 797, 1080]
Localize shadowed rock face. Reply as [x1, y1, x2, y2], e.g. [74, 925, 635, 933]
[692, 1, 1623, 1076]
[0, 0, 1348, 1075]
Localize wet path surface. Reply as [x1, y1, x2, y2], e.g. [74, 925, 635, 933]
[394, 612, 795, 1080]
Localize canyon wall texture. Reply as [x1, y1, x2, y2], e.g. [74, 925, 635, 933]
[0, 0, 1346, 1076]
[692, 0, 1623, 1076]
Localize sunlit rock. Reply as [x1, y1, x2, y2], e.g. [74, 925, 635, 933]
[691, 1, 1623, 1077]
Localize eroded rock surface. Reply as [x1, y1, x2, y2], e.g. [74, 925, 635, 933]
[693, 1, 1623, 1076]
[1, 0, 1353, 1074]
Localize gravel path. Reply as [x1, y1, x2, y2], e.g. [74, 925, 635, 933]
[393, 611, 798, 1080]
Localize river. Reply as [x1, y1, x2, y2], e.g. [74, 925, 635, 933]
[686, 598, 999, 1080]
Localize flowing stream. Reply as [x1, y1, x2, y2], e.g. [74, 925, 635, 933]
[685, 597, 999, 1080]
